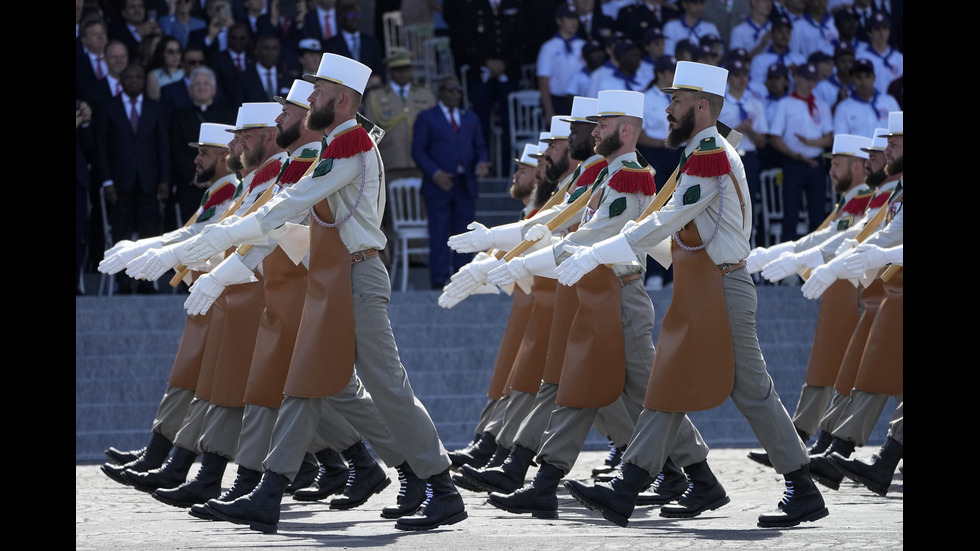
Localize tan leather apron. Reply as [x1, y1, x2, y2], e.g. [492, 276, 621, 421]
[506, 277, 557, 394]
[209, 273, 266, 407]
[244, 246, 310, 408]
[542, 281, 578, 384]
[834, 278, 885, 395]
[168, 271, 211, 390]
[644, 223, 735, 412]
[195, 288, 227, 401]
[555, 265, 625, 409]
[282, 200, 356, 398]
[804, 280, 861, 387]
[854, 268, 902, 395]
[487, 287, 533, 399]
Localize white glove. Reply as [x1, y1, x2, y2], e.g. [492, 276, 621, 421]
[126, 241, 192, 280]
[745, 241, 795, 274]
[183, 215, 265, 263]
[843, 244, 903, 273]
[184, 254, 257, 315]
[523, 223, 551, 244]
[555, 233, 637, 286]
[447, 221, 524, 253]
[487, 258, 530, 287]
[760, 248, 823, 282]
[800, 252, 862, 299]
[443, 253, 504, 300]
[99, 237, 165, 274]
[834, 237, 859, 258]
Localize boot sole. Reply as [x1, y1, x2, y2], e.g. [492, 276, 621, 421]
[188, 504, 218, 521]
[810, 473, 841, 491]
[395, 510, 468, 531]
[380, 502, 424, 519]
[659, 495, 731, 518]
[635, 488, 687, 507]
[452, 473, 487, 493]
[486, 496, 559, 519]
[564, 482, 629, 527]
[329, 477, 392, 510]
[757, 506, 830, 528]
[828, 460, 890, 497]
[204, 504, 278, 534]
[291, 482, 347, 502]
[460, 472, 522, 495]
[152, 489, 220, 509]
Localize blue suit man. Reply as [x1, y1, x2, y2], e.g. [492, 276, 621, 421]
[412, 76, 491, 288]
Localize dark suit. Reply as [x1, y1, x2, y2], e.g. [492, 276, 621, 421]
[322, 33, 385, 82]
[412, 104, 488, 286]
[95, 93, 170, 245]
[239, 62, 293, 103]
[169, 101, 236, 226]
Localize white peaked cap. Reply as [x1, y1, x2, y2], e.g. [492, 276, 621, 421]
[590, 89, 644, 120]
[546, 116, 571, 140]
[276, 79, 314, 109]
[879, 111, 903, 137]
[191, 123, 236, 148]
[662, 61, 729, 97]
[861, 128, 888, 152]
[830, 134, 871, 159]
[230, 102, 281, 131]
[304, 53, 372, 95]
[515, 143, 539, 166]
[561, 96, 598, 123]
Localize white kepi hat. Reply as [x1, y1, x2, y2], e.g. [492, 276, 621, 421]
[589, 89, 644, 120]
[190, 122, 235, 148]
[825, 134, 871, 160]
[303, 52, 372, 95]
[878, 111, 903, 137]
[544, 116, 571, 141]
[276, 79, 315, 109]
[861, 128, 888, 153]
[531, 132, 550, 158]
[514, 143, 539, 167]
[662, 61, 729, 97]
[561, 96, 598, 124]
[229, 102, 281, 131]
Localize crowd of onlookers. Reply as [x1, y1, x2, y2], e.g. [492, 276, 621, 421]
[76, 0, 903, 294]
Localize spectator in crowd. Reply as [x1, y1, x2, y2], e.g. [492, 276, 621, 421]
[241, 33, 292, 102]
[145, 35, 185, 101]
[298, 0, 339, 43]
[188, 0, 236, 54]
[698, 33, 725, 66]
[239, 0, 280, 40]
[412, 75, 491, 289]
[749, 15, 805, 97]
[830, 5, 864, 53]
[159, 0, 207, 49]
[324, 1, 385, 89]
[537, 3, 586, 121]
[729, 0, 774, 60]
[158, 46, 212, 115]
[767, 62, 833, 244]
[96, 62, 171, 293]
[615, 0, 681, 43]
[594, 39, 645, 92]
[662, 0, 720, 56]
[290, 38, 323, 82]
[634, 27, 666, 89]
[814, 41, 854, 111]
[759, 62, 789, 171]
[790, 0, 837, 59]
[832, 58, 899, 139]
[587, 33, 625, 96]
[574, 0, 617, 41]
[855, 11, 901, 97]
[565, 39, 607, 98]
[77, 100, 95, 294]
[109, 0, 163, 59]
[637, 55, 680, 190]
[210, 22, 254, 105]
[77, 17, 112, 107]
[673, 38, 700, 61]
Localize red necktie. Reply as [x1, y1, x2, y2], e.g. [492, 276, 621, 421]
[235, 54, 244, 72]
[129, 98, 139, 134]
[450, 110, 459, 134]
[323, 13, 333, 40]
[95, 55, 104, 79]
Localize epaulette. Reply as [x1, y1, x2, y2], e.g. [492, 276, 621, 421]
[525, 207, 539, 219]
[321, 124, 374, 160]
[867, 189, 892, 210]
[575, 159, 608, 187]
[197, 180, 237, 222]
[681, 136, 732, 178]
[279, 156, 317, 185]
[250, 158, 284, 192]
[296, 147, 319, 159]
[607, 160, 657, 195]
[841, 188, 875, 216]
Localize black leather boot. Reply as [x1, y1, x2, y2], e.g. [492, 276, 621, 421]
[757, 465, 830, 528]
[121, 446, 199, 493]
[565, 462, 649, 527]
[452, 445, 511, 492]
[807, 430, 835, 455]
[329, 441, 391, 510]
[284, 452, 320, 494]
[204, 471, 290, 534]
[448, 432, 496, 470]
[152, 452, 228, 508]
[486, 461, 564, 519]
[591, 439, 624, 477]
[635, 457, 689, 506]
[808, 437, 855, 490]
[748, 427, 809, 468]
[829, 437, 903, 496]
[101, 432, 174, 485]
[105, 445, 144, 465]
[189, 466, 262, 520]
[660, 460, 730, 518]
[292, 448, 349, 501]
[459, 444, 535, 494]
[395, 468, 467, 530]
[381, 461, 428, 519]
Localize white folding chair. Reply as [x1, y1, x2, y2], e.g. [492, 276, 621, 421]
[507, 90, 543, 166]
[387, 178, 429, 292]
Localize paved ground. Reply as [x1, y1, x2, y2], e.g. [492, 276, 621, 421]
[77, 449, 903, 550]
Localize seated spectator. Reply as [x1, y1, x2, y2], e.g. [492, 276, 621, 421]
[145, 35, 185, 101]
[749, 15, 805, 97]
[537, 3, 586, 121]
[814, 42, 854, 111]
[855, 11, 901, 97]
[729, 0, 774, 60]
[662, 0, 720, 55]
[832, 58, 899, 139]
[159, 0, 207, 48]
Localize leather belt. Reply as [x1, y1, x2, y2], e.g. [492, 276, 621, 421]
[351, 249, 379, 265]
[619, 273, 643, 286]
[717, 260, 746, 276]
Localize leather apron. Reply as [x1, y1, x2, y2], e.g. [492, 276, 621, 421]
[542, 281, 578, 384]
[555, 265, 625, 409]
[644, 223, 735, 412]
[804, 280, 861, 386]
[486, 286, 533, 399]
[282, 200, 356, 398]
[209, 270, 266, 407]
[833, 278, 885, 395]
[168, 271, 211, 390]
[243, 246, 309, 408]
[506, 277, 557, 394]
[853, 268, 902, 395]
[195, 286, 228, 401]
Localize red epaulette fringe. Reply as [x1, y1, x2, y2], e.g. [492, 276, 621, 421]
[322, 125, 374, 160]
[842, 192, 874, 216]
[201, 181, 236, 211]
[608, 167, 657, 195]
[682, 148, 731, 178]
[279, 157, 316, 185]
[250, 159, 284, 191]
[576, 159, 608, 187]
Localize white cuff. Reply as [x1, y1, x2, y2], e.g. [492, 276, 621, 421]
[593, 234, 639, 266]
[489, 221, 526, 251]
[798, 247, 825, 270]
[227, 215, 267, 245]
[522, 246, 559, 279]
[210, 253, 258, 286]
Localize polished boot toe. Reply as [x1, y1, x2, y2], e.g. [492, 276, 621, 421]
[205, 471, 289, 534]
[381, 462, 428, 519]
[807, 455, 843, 490]
[747, 451, 772, 467]
[757, 467, 829, 528]
[660, 460, 730, 518]
[485, 463, 563, 519]
[105, 446, 144, 465]
[635, 461, 689, 507]
[395, 469, 467, 530]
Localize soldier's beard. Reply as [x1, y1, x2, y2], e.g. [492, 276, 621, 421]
[306, 97, 336, 131]
[665, 107, 695, 149]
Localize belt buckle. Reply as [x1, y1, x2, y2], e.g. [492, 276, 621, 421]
[351, 251, 366, 264]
